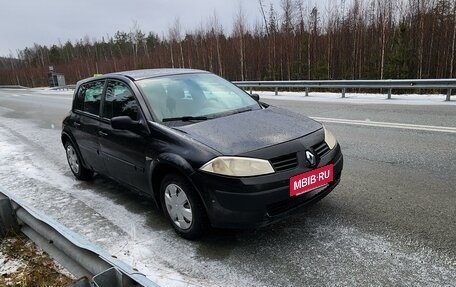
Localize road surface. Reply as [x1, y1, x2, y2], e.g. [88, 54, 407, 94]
[0, 88, 454, 286]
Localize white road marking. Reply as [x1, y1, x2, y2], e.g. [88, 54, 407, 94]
[311, 116, 456, 134]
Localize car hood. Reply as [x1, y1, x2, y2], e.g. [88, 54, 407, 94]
[174, 106, 322, 155]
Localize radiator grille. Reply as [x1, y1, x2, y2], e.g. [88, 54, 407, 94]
[312, 141, 330, 158]
[270, 153, 298, 172]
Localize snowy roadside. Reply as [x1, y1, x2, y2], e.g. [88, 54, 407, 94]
[0, 107, 255, 286]
[23, 87, 456, 105]
[28, 87, 74, 96]
[256, 90, 456, 105]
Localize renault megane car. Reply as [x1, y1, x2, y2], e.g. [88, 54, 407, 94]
[61, 69, 343, 239]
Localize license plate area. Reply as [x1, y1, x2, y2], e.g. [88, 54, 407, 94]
[289, 164, 334, 197]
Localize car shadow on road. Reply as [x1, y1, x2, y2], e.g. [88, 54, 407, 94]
[74, 174, 170, 232]
[194, 200, 333, 261]
[74, 173, 343, 261]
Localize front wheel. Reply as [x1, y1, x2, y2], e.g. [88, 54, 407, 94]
[64, 141, 93, 180]
[160, 174, 207, 239]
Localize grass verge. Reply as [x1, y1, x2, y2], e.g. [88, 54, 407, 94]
[0, 234, 74, 287]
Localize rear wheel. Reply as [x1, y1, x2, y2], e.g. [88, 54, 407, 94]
[160, 174, 207, 239]
[64, 141, 93, 180]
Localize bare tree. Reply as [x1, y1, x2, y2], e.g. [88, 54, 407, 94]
[233, 4, 247, 80]
[258, 0, 269, 35]
[210, 12, 224, 76]
[377, 0, 392, 79]
[450, 1, 456, 77]
[168, 18, 185, 68]
[309, 6, 319, 79]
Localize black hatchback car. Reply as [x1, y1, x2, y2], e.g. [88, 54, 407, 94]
[62, 69, 343, 239]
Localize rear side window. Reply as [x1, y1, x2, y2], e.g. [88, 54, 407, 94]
[103, 80, 139, 120]
[74, 81, 104, 116]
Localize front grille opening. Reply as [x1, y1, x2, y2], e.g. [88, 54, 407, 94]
[267, 190, 319, 216]
[312, 141, 330, 158]
[270, 153, 298, 172]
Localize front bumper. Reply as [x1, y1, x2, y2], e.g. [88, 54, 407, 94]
[191, 144, 343, 229]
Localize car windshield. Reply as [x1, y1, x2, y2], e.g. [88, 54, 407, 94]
[135, 73, 261, 122]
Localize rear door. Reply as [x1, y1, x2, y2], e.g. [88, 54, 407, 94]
[71, 80, 106, 174]
[98, 79, 149, 191]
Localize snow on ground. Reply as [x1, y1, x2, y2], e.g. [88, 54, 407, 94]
[0, 250, 26, 275]
[29, 87, 74, 95]
[256, 90, 456, 105]
[20, 87, 456, 105]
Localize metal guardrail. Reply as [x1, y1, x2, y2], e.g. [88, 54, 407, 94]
[233, 79, 456, 101]
[0, 85, 28, 89]
[0, 85, 75, 90]
[0, 190, 161, 287]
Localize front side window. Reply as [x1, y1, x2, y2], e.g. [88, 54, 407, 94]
[75, 80, 104, 116]
[103, 80, 139, 120]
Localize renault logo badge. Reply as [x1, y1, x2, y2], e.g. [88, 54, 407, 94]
[306, 150, 317, 167]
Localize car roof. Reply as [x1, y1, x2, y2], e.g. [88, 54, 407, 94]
[75, 68, 211, 87]
[107, 68, 209, 81]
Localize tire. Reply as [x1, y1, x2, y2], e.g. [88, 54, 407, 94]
[160, 173, 207, 240]
[64, 141, 93, 180]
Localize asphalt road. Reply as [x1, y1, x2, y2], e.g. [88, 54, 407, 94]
[0, 88, 454, 287]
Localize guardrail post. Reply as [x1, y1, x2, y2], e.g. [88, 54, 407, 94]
[275, 87, 278, 96]
[92, 267, 129, 287]
[387, 89, 392, 99]
[446, 89, 452, 101]
[249, 87, 252, 95]
[305, 87, 309, 97]
[341, 88, 346, 98]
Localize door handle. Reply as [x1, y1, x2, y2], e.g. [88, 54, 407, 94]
[98, 131, 108, 137]
[73, 122, 81, 128]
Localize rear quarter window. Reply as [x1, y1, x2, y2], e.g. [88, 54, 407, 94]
[74, 80, 105, 116]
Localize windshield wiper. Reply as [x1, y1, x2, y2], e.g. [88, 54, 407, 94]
[162, 116, 209, 122]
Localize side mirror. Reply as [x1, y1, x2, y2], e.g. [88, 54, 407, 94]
[250, 94, 260, 101]
[111, 116, 141, 131]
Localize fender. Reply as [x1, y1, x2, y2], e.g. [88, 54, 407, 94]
[147, 152, 208, 210]
[147, 152, 196, 191]
[61, 130, 74, 146]
[156, 152, 196, 175]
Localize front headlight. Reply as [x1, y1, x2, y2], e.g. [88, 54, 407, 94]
[324, 126, 337, 149]
[200, 156, 275, 177]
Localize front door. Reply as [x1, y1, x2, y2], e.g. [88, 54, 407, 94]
[98, 80, 148, 191]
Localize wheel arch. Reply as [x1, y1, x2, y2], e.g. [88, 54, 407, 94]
[61, 131, 74, 147]
[61, 131, 89, 169]
[149, 153, 207, 213]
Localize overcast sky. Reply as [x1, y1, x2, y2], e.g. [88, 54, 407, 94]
[0, 0, 327, 57]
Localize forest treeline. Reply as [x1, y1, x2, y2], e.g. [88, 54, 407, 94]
[1, 0, 455, 87]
